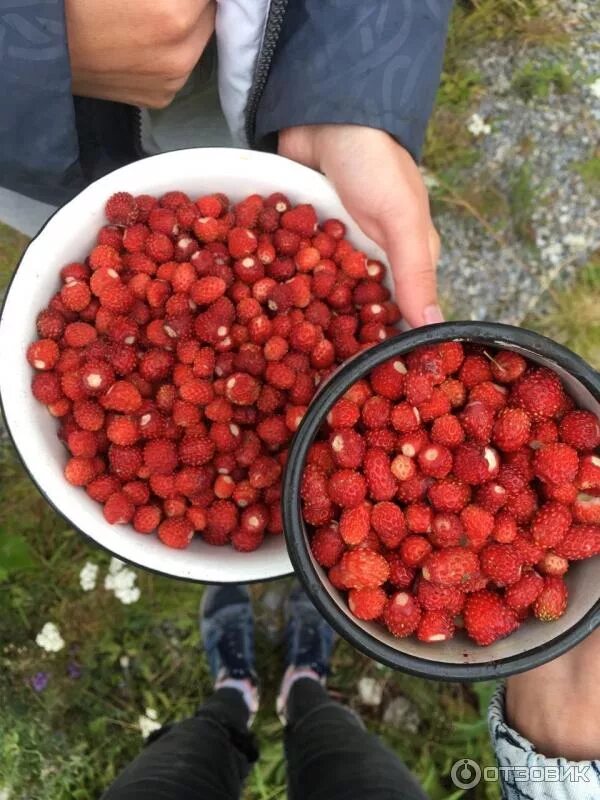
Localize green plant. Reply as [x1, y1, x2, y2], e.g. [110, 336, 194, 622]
[573, 154, 600, 190]
[512, 61, 572, 101]
[508, 163, 537, 244]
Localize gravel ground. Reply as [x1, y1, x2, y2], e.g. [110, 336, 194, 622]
[433, 1, 599, 324]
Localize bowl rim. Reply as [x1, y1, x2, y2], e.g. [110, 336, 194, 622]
[282, 320, 600, 680]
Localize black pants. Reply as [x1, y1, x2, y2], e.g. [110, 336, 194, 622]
[103, 679, 428, 800]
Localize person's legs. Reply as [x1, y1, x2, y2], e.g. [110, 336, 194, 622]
[279, 585, 429, 800]
[102, 585, 259, 800]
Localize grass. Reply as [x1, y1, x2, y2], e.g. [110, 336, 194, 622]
[573, 152, 600, 191]
[512, 61, 573, 101]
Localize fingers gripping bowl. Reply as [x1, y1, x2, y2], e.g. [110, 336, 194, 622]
[0, 148, 396, 584]
[282, 323, 600, 680]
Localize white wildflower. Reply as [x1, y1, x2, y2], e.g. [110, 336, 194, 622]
[467, 113, 491, 137]
[0, 788, 10, 800]
[420, 168, 439, 190]
[79, 561, 99, 592]
[105, 561, 141, 605]
[138, 708, 162, 739]
[35, 622, 65, 653]
[109, 557, 126, 575]
[590, 77, 600, 99]
[541, 242, 564, 265]
[563, 232, 587, 252]
[119, 655, 130, 669]
[358, 677, 383, 707]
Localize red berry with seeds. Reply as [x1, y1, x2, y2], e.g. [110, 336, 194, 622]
[383, 592, 422, 637]
[341, 549, 389, 588]
[464, 591, 519, 645]
[417, 610, 455, 642]
[348, 587, 387, 621]
[533, 576, 568, 621]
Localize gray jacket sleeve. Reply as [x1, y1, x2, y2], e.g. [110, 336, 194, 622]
[489, 685, 600, 800]
[255, 0, 453, 162]
[0, 1, 83, 204]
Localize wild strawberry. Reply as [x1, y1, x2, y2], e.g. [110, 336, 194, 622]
[157, 517, 194, 549]
[417, 444, 453, 478]
[364, 448, 397, 501]
[530, 502, 571, 548]
[27, 339, 60, 371]
[369, 359, 407, 400]
[417, 610, 455, 642]
[390, 454, 416, 482]
[459, 354, 492, 387]
[459, 401, 494, 445]
[122, 480, 150, 506]
[439, 378, 466, 408]
[469, 381, 508, 412]
[399, 535, 432, 567]
[511, 368, 565, 420]
[429, 512, 463, 548]
[64, 322, 97, 348]
[80, 360, 115, 396]
[458, 504, 494, 550]
[178, 435, 215, 466]
[390, 402, 421, 433]
[426, 478, 471, 512]
[64, 456, 97, 486]
[281, 204, 317, 237]
[558, 410, 600, 451]
[422, 547, 479, 587]
[396, 473, 429, 504]
[430, 414, 464, 448]
[404, 372, 433, 406]
[573, 493, 600, 524]
[383, 592, 422, 637]
[529, 419, 558, 449]
[416, 579, 465, 614]
[405, 503, 432, 534]
[438, 341, 464, 374]
[480, 543, 522, 586]
[60, 281, 91, 313]
[406, 346, 444, 383]
[103, 491, 135, 525]
[490, 350, 527, 383]
[464, 591, 518, 645]
[67, 429, 99, 458]
[89, 244, 121, 272]
[370, 501, 406, 548]
[133, 505, 162, 534]
[145, 232, 174, 263]
[385, 554, 414, 589]
[72, 399, 104, 431]
[101, 380, 142, 413]
[533, 443, 579, 485]
[107, 415, 140, 446]
[537, 551, 569, 576]
[348, 587, 387, 621]
[248, 455, 281, 489]
[505, 570, 544, 612]
[417, 388, 451, 422]
[105, 192, 138, 225]
[475, 482, 507, 513]
[576, 454, 600, 493]
[330, 429, 365, 469]
[327, 398, 360, 429]
[311, 524, 344, 567]
[87, 474, 121, 503]
[492, 408, 532, 453]
[533, 576, 568, 621]
[554, 524, 600, 560]
[453, 443, 499, 485]
[36, 308, 65, 340]
[328, 469, 367, 508]
[340, 549, 389, 589]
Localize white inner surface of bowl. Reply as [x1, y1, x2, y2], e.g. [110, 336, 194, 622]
[307, 343, 600, 664]
[0, 148, 389, 583]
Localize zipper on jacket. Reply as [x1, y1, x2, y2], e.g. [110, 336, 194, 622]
[245, 0, 288, 146]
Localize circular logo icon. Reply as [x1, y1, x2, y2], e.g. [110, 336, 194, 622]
[451, 758, 482, 790]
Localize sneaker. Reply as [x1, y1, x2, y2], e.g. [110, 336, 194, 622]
[200, 584, 259, 721]
[276, 582, 335, 721]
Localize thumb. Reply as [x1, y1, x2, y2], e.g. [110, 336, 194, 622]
[384, 215, 442, 328]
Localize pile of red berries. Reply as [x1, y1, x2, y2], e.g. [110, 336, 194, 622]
[27, 190, 401, 551]
[301, 343, 600, 646]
